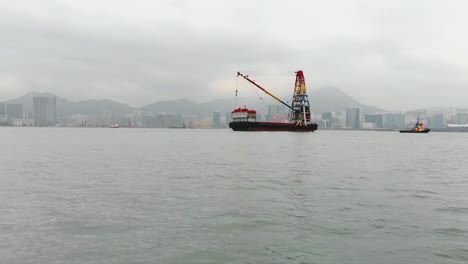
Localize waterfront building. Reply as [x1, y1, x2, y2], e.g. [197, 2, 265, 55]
[212, 111, 221, 128]
[142, 113, 183, 128]
[431, 114, 445, 128]
[6, 104, 23, 119]
[362, 122, 377, 129]
[383, 113, 395, 129]
[33, 96, 56, 126]
[455, 113, 468, 124]
[394, 113, 405, 129]
[364, 114, 383, 128]
[346, 108, 360, 128]
[322, 112, 333, 128]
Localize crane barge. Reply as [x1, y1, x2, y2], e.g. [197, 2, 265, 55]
[229, 71, 318, 132]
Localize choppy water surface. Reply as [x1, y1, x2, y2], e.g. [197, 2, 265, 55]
[1, 127, 467, 264]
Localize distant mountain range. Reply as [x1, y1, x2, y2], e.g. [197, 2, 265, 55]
[2, 87, 385, 117]
[309, 86, 384, 114]
[4, 92, 135, 117]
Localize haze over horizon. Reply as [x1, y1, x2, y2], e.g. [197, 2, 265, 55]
[1, 0, 468, 111]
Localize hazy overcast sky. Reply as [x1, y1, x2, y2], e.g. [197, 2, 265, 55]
[0, 0, 467, 110]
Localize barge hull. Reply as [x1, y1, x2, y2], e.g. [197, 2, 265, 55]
[229, 121, 317, 132]
[399, 129, 430, 133]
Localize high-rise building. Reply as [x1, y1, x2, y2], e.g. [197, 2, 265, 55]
[346, 108, 360, 128]
[378, 113, 405, 129]
[394, 113, 405, 129]
[322, 112, 333, 128]
[212, 111, 221, 128]
[364, 114, 374, 123]
[426, 117, 433, 128]
[364, 114, 383, 128]
[455, 113, 468, 124]
[5, 104, 23, 119]
[383, 113, 395, 129]
[431, 114, 445, 128]
[33, 96, 56, 126]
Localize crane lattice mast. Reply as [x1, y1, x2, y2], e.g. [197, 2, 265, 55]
[289, 70, 311, 125]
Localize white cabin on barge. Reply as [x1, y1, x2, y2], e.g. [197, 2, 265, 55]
[231, 108, 257, 122]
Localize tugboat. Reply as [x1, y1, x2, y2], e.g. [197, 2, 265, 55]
[399, 116, 430, 133]
[229, 71, 318, 132]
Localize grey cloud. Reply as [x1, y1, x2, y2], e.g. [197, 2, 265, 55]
[0, 9, 291, 106]
[1, 0, 468, 110]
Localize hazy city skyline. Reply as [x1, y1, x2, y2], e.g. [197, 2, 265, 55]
[1, 0, 468, 111]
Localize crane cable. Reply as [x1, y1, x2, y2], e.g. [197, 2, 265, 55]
[235, 72, 293, 116]
[254, 89, 268, 109]
[234, 77, 239, 109]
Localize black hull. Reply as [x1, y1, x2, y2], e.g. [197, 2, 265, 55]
[229, 121, 318, 132]
[399, 129, 430, 133]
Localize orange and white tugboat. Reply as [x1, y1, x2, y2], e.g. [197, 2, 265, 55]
[399, 116, 430, 133]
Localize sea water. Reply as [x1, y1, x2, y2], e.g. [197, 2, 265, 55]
[1, 127, 467, 264]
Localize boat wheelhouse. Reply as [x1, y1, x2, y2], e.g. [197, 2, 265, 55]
[231, 108, 257, 122]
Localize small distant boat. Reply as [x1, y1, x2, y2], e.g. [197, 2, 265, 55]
[110, 124, 120, 128]
[169, 123, 186, 129]
[400, 117, 430, 133]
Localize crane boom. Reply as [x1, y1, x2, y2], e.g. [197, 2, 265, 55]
[237, 72, 295, 111]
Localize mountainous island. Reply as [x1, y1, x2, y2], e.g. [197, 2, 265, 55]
[3, 87, 384, 118]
